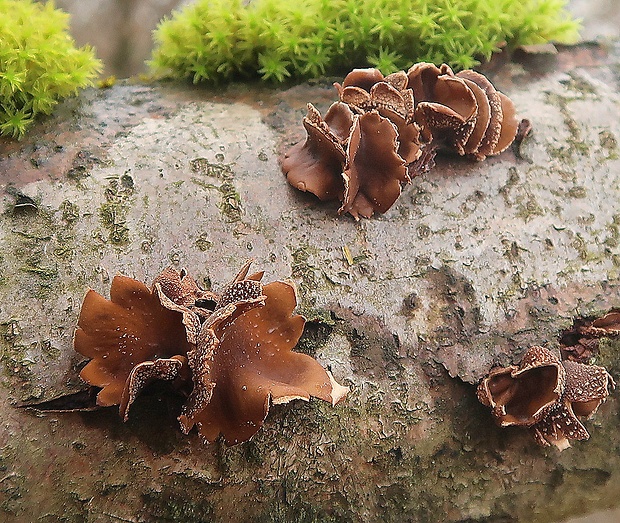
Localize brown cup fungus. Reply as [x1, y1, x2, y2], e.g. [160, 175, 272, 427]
[561, 310, 620, 363]
[74, 261, 348, 445]
[478, 346, 614, 450]
[282, 63, 520, 219]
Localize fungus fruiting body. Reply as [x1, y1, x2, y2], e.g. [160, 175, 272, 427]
[477, 346, 566, 428]
[281, 63, 520, 219]
[561, 310, 620, 363]
[74, 262, 348, 445]
[407, 64, 519, 159]
[74, 274, 192, 408]
[478, 346, 614, 449]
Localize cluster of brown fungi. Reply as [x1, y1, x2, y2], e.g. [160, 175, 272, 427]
[73, 261, 348, 445]
[58, 60, 617, 451]
[68, 271, 618, 451]
[477, 312, 619, 449]
[281, 63, 519, 219]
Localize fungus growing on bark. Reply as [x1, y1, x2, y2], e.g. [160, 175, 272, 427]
[407, 63, 519, 159]
[282, 67, 429, 219]
[581, 310, 620, 337]
[532, 360, 614, 450]
[477, 346, 565, 427]
[560, 309, 620, 363]
[340, 112, 409, 219]
[178, 280, 348, 445]
[74, 274, 193, 409]
[478, 346, 614, 449]
[281, 62, 520, 219]
[407, 63, 477, 154]
[73, 262, 348, 445]
[282, 103, 348, 202]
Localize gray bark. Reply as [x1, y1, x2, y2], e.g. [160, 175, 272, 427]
[1, 42, 620, 522]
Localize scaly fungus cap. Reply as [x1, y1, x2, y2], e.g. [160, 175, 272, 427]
[581, 310, 620, 337]
[479, 345, 615, 449]
[532, 361, 614, 450]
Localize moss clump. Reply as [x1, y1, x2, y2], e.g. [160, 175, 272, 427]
[150, 0, 579, 84]
[0, 0, 101, 138]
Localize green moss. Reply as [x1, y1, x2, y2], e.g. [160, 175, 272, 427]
[190, 157, 229, 177]
[97, 75, 117, 89]
[150, 0, 579, 84]
[40, 339, 60, 360]
[0, 0, 101, 138]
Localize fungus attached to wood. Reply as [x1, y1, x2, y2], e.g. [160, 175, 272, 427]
[73, 262, 348, 445]
[340, 112, 409, 219]
[580, 310, 620, 338]
[282, 67, 428, 219]
[478, 346, 614, 449]
[281, 62, 521, 219]
[281, 103, 347, 202]
[560, 309, 620, 363]
[74, 274, 193, 409]
[407, 63, 477, 154]
[178, 280, 348, 445]
[477, 346, 565, 427]
[532, 360, 614, 449]
[406, 63, 519, 159]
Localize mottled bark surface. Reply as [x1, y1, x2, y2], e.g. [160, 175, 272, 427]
[1, 42, 620, 522]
